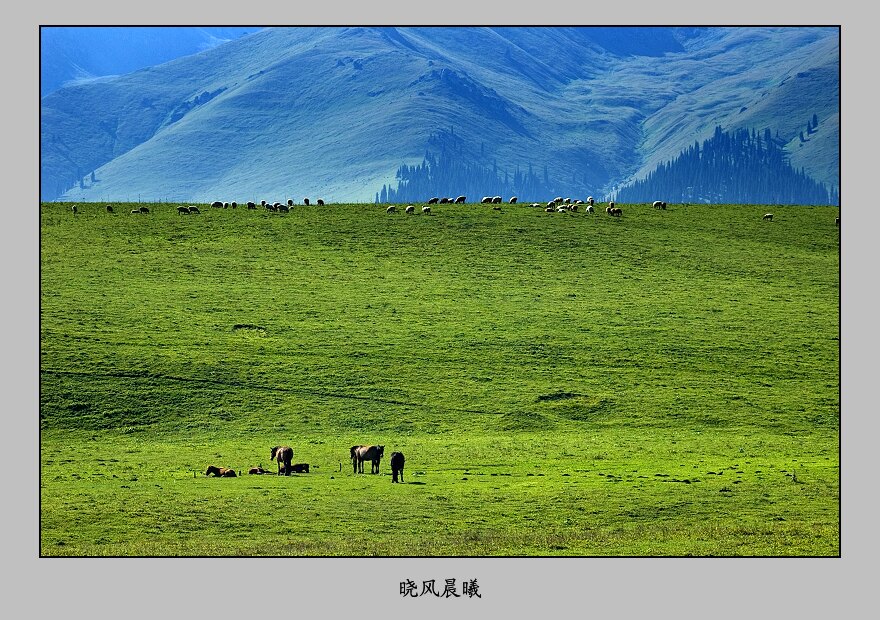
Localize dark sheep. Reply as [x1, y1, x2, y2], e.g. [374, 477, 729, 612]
[106, 205, 114, 213]
[481, 196, 493, 204]
[422, 206, 431, 215]
[386, 206, 398, 214]
[139, 206, 150, 214]
[266, 203, 277, 212]
[71, 205, 78, 215]
[492, 196, 502, 204]
[586, 205, 595, 213]
[260, 200, 267, 207]
[223, 202, 229, 209]
[763, 213, 773, 221]
[177, 206, 190, 215]
[405, 205, 415, 214]
[439, 197, 450, 204]
[317, 199, 325, 206]
[509, 196, 518, 204]
[455, 196, 466, 204]
[611, 207, 622, 216]
[188, 206, 201, 214]
[231, 201, 237, 209]
[247, 201, 256, 209]
[428, 197, 440, 204]
[303, 198, 310, 206]
[653, 200, 663, 209]
[287, 199, 294, 207]
[278, 204, 289, 213]
[390, 451, 405, 483]
[211, 201, 223, 208]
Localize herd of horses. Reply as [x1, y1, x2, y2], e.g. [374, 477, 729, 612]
[204, 444, 405, 482]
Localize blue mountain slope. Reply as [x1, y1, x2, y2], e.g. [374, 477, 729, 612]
[40, 26, 839, 203]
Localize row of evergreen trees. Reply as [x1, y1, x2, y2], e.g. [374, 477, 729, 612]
[376, 151, 558, 204]
[378, 124, 837, 206]
[615, 125, 838, 205]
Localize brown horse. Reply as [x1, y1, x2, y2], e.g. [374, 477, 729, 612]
[351, 445, 384, 474]
[289, 463, 310, 473]
[270, 446, 294, 476]
[390, 451, 405, 483]
[248, 465, 270, 474]
[205, 465, 237, 477]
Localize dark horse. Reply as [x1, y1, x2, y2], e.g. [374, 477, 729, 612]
[351, 445, 384, 474]
[205, 465, 236, 477]
[270, 446, 294, 476]
[390, 451, 405, 483]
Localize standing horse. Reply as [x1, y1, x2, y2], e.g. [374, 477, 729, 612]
[270, 446, 294, 476]
[351, 445, 384, 474]
[390, 451, 405, 483]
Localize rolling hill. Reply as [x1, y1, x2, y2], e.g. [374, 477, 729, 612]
[40, 26, 839, 203]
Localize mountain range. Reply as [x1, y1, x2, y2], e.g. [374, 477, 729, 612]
[40, 26, 839, 204]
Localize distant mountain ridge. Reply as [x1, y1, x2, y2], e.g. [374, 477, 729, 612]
[40, 26, 839, 204]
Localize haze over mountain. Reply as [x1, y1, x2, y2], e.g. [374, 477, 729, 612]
[40, 27, 264, 98]
[40, 26, 839, 204]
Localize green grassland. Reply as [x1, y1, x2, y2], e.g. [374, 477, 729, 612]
[40, 200, 839, 556]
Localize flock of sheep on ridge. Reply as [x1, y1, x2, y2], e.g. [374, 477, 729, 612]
[67, 197, 839, 225]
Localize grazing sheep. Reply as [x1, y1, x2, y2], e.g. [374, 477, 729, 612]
[105, 204, 114, 213]
[303, 198, 310, 206]
[586, 205, 594, 213]
[653, 200, 663, 209]
[547, 200, 557, 209]
[278, 204, 289, 213]
[570, 204, 579, 212]
[223, 202, 229, 209]
[231, 201, 237, 209]
[139, 206, 150, 214]
[287, 199, 294, 207]
[260, 200, 267, 207]
[247, 201, 256, 209]
[563, 198, 571, 205]
[455, 195, 467, 204]
[545, 207, 554, 213]
[317, 199, 325, 206]
[554, 196, 563, 204]
[211, 201, 223, 208]
[492, 196, 502, 204]
[509, 196, 518, 204]
[556, 206, 567, 213]
[405, 205, 415, 214]
[611, 207, 622, 217]
[422, 206, 432, 215]
[835, 216, 840, 226]
[574, 200, 583, 205]
[386, 206, 398, 214]
[428, 197, 439, 204]
[188, 206, 200, 214]
[177, 206, 190, 215]
[71, 205, 78, 215]
[763, 213, 773, 221]
[265, 203, 276, 212]
[481, 196, 493, 204]
[439, 197, 451, 204]
[587, 196, 594, 206]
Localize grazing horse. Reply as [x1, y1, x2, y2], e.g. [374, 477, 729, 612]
[270, 446, 294, 476]
[351, 445, 384, 474]
[205, 465, 236, 477]
[390, 451, 405, 483]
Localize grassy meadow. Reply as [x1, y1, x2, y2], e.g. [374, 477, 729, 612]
[39, 200, 839, 556]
